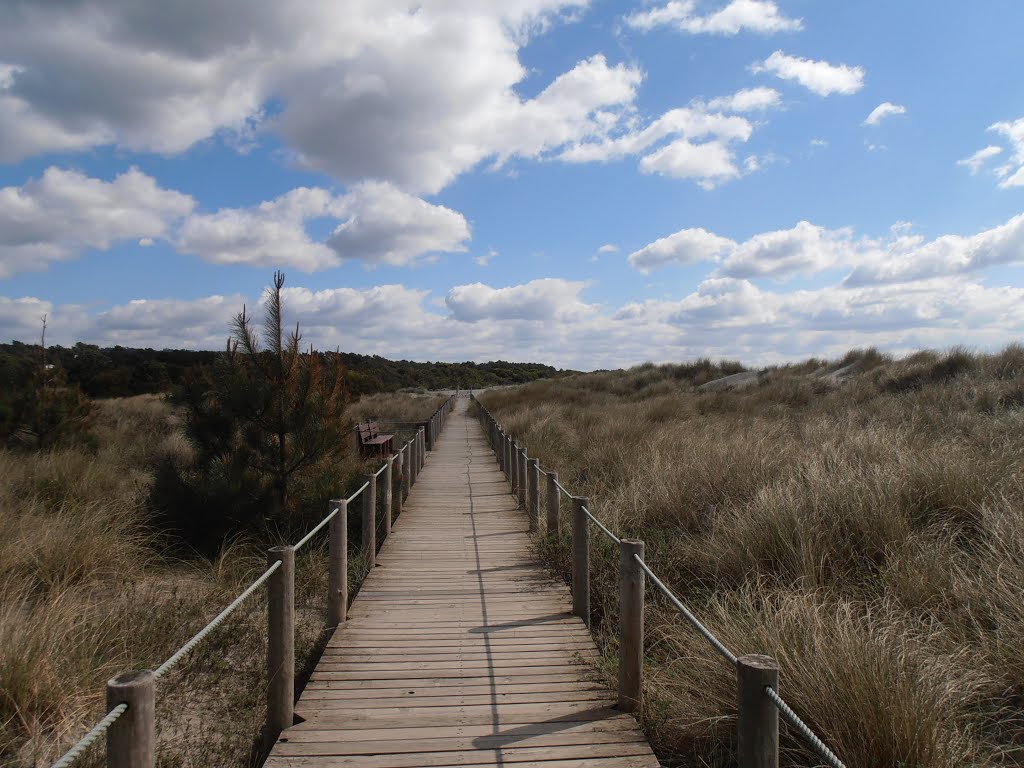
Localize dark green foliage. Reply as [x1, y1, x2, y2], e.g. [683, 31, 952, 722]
[152, 272, 348, 555]
[0, 343, 568, 400]
[0, 339, 93, 450]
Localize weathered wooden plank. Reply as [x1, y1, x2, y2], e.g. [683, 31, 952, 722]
[268, 405, 658, 768]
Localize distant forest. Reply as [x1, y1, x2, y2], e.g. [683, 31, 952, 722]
[0, 340, 569, 399]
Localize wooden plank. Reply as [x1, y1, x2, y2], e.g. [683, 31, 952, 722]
[268, 406, 658, 768]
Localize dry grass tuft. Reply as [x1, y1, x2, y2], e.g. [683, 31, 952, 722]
[482, 345, 1024, 768]
[1, 391, 448, 767]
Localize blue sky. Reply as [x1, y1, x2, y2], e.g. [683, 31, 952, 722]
[1, 0, 1022, 369]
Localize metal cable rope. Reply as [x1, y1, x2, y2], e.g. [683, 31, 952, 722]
[294, 507, 338, 551]
[373, 461, 388, 478]
[153, 560, 282, 679]
[633, 554, 739, 668]
[553, 479, 572, 499]
[49, 703, 128, 768]
[346, 481, 369, 505]
[764, 686, 846, 768]
[581, 505, 621, 544]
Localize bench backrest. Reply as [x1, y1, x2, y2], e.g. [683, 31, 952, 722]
[357, 421, 380, 442]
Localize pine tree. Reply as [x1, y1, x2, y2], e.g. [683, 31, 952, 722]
[161, 272, 347, 549]
[224, 271, 347, 515]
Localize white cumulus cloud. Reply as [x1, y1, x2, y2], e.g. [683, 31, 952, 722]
[988, 117, 1024, 188]
[704, 86, 782, 113]
[629, 213, 1024, 286]
[178, 183, 470, 271]
[957, 145, 1003, 175]
[0, 1, 661, 194]
[626, 0, 802, 35]
[561, 106, 755, 187]
[445, 278, 595, 323]
[751, 51, 865, 96]
[628, 228, 736, 272]
[862, 102, 906, 126]
[0, 167, 194, 278]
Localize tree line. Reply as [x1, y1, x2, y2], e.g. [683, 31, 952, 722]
[0, 339, 568, 400]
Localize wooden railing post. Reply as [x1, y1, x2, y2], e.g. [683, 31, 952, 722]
[527, 458, 540, 532]
[737, 655, 779, 768]
[571, 495, 590, 627]
[328, 498, 347, 626]
[618, 539, 645, 713]
[546, 470, 560, 534]
[504, 434, 512, 483]
[517, 446, 528, 506]
[418, 427, 426, 471]
[363, 472, 377, 568]
[403, 443, 412, 498]
[384, 454, 394, 538]
[395, 447, 405, 519]
[410, 435, 418, 487]
[497, 428, 505, 472]
[106, 670, 155, 768]
[266, 545, 294, 743]
[509, 439, 518, 493]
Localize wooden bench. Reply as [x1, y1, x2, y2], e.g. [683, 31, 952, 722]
[357, 421, 394, 457]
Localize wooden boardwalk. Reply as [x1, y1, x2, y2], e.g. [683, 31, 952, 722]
[266, 402, 659, 768]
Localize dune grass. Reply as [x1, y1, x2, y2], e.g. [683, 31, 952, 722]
[480, 346, 1024, 768]
[1, 391, 447, 767]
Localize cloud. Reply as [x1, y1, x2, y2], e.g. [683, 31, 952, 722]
[0, 166, 194, 278]
[326, 181, 471, 266]
[629, 221, 859, 277]
[957, 145, 1003, 175]
[862, 102, 906, 126]
[91, 295, 243, 348]
[844, 212, 1024, 286]
[177, 187, 339, 271]
[445, 278, 595, 323]
[475, 249, 497, 266]
[628, 228, 736, 272]
[988, 117, 1024, 188]
[9, 268, 1024, 370]
[721, 221, 859, 278]
[626, 0, 802, 35]
[280, 47, 643, 193]
[597, 244, 619, 254]
[177, 182, 470, 271]
[561, 106, 755, 187]
[751, 51, 864, 96]
[629, 212, 1024, 286]
[704, 86, 782, 113]
[0, 296, 55, 342]
[0, 1, 658, 194]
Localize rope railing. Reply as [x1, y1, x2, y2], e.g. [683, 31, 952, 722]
[50, 705, 128, 768]
[765, 686, 847, 768]
[471, 392, 845, 768]
[346, 481, 370, 505]
[633, 554, 738, 667]
[154, 560, 282, 679]
[50, 393, 457, 768]
[581, 505, 621, 545]
[294, 507, 338, 551]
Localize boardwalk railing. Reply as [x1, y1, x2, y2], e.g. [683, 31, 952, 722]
[471, 395, 846, 768]
[50, 396, 457, 768]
